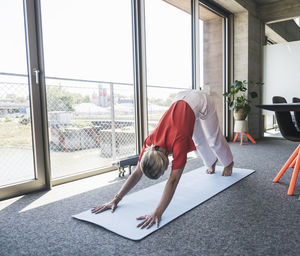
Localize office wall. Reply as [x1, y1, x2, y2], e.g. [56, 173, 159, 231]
[263, 40, 300, 104]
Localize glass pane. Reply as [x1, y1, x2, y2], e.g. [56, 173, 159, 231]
[0, 1, 35, 186]
[263, 16, 300, 137]
[147, 87, 184, 133]
[145, 0, 192, 128]
[199, 4, 225, 132]
[41, 0, 135, 179]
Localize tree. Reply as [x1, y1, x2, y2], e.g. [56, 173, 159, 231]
[47, 86, 90, 111]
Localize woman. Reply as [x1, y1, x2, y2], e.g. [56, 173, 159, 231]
[92, 90, 234, 229]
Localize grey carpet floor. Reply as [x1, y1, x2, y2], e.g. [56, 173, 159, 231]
[1, 137, 300, 256]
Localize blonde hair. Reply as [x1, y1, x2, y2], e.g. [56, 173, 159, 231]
[140, 145, 166, 180]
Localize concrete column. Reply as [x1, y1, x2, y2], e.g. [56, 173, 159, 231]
[234, 12, 248, 81]
[203, 17, 224, 133]
[248, 13, 264, 138]
[233, 11, 264, 139]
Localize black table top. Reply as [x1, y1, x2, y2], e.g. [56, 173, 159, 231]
[256, 103, 300, 112]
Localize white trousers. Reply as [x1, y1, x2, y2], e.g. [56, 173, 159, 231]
[173, 90, 233, 168]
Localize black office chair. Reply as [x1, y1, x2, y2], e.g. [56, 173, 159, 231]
[272, 96, 300, 195]
[293, 97, 300, 130]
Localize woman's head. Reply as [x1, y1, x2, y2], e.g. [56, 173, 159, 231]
[140, 145, 169, 180]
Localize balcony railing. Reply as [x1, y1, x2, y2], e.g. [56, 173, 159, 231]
[0, 72, 188, 180]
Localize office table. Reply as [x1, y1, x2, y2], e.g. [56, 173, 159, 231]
[256, 103, 300, 112]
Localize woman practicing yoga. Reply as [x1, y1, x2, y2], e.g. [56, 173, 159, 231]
[92, 90, 234, 229]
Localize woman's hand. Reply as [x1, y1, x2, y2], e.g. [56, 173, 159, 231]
[135, 169, 183, 230]
[91, 200, 118, 214]
[136, 212, 162, 229]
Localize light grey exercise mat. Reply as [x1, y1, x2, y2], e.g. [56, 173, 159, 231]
[73, 166, 255, 240]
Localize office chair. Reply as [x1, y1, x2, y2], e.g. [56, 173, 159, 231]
[272, 96, 300, 195]
[293, 97, 300, 130]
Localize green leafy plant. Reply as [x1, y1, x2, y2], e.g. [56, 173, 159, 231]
[223, 80, 263, 119]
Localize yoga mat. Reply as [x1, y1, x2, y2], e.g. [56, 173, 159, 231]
[73, 166, 254, 240]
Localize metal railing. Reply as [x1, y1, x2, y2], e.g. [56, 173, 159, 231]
[0, 72, 188, 179]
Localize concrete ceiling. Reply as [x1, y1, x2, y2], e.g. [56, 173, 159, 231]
[163, 0, 300, 43]
[214, 0, 300, 43]
[163, 0, 221, 21]
[259, 0, 300, 43]
[266, 18, 300, 43]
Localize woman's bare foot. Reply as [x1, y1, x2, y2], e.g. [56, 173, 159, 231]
[222, 161, 234, 176]
[206, 159, 218, 174]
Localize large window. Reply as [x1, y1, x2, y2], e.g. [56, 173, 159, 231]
[145, 0, 192, 132]
[0, 0, 230, 199]
[41, 0, 135, 179]
[0, 1, 35, 186]
[0, 0, 48, 200]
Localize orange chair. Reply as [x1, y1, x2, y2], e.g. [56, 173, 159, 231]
[287, 97, 300, 169]
[272, 96, 300, 195]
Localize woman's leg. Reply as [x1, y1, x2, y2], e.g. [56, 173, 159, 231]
[200, 97, 233, 170]
[193, 118, 218, 170]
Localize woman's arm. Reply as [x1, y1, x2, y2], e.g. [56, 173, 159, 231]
[92, 163, 143, 214]
[136, 168, 183, 229]
[116, 163, 143, 200]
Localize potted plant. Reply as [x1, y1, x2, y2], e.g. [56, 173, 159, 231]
[223, 80, 263, 120]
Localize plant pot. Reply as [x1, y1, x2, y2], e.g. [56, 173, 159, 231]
[234, 109, 248, 120]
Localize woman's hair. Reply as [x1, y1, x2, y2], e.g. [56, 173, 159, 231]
[140, 145, 167, 180]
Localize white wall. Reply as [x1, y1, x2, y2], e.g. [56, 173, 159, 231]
[263, 41, 300, 104]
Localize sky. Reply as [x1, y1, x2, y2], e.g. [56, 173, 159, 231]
[0, 0, 204, 98]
